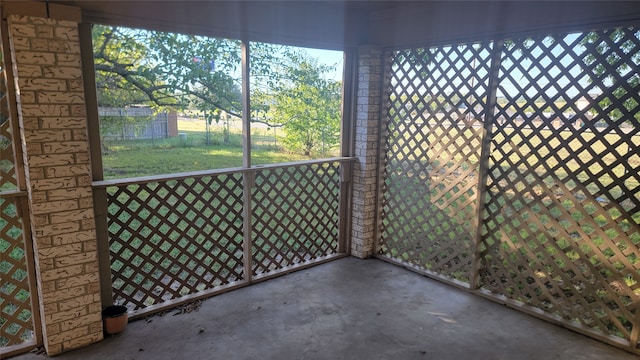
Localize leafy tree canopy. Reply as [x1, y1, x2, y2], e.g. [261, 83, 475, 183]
[93, 24, 242, 114]
[581, 28, 640, 122]
[92, 25, 343, 156]
[254, 58, 341, 156]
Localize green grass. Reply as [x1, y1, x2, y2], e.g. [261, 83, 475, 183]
[102, 127, 309, 179]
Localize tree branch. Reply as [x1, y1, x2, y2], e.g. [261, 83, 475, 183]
[95, 63, 251, 120]
[96, 28, 113, 59]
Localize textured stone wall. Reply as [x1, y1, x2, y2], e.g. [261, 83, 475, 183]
[350, 47, 383, 258]
[7, 13, 103, 355]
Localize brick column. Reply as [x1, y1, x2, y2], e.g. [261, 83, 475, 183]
[7, 8, 103, 355]
[350, 46, 384, 258]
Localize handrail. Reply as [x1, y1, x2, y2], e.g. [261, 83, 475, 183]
[92, 157, 356, 188]
[0, 190, 28, 198]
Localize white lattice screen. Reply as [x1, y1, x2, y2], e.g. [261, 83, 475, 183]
[380, 27, 640, 349]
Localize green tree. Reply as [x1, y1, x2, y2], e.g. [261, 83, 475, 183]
[254, 55, 341, 156]
[581, 28, 640, 123]
[93, 25, 242, 113]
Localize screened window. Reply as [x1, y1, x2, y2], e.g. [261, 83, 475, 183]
[92, 25, 344, 179]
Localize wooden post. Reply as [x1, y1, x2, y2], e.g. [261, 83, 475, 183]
[241, 40, 251, 169]
[241, 41, 253, 283]
[1, 18, 43, 354]
[79, 22, 113, 308]
[337, 49, 356, 253]
[469, 40, 503, 290]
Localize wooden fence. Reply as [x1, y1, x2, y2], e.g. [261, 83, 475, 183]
[98, 107, 172, 141]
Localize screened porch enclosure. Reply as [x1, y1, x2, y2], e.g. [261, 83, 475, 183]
[93, 23, 640, 354]
[379, 26, 640, 349]
[2, 1, 640, 358]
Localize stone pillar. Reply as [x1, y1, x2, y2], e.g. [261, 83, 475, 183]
[350, 46, 384, 258]
[6, 4, 103, 355]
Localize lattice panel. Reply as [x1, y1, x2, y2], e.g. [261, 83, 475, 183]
[251, 162, 340, 276]
[380, 43, 493, 282]
[107, 173, 245, 311]
[0, 64, 17, 191]
[0, 198, 34, 348]
[480, 28, 640, 342]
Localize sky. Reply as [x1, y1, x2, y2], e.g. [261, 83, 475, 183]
[305, 48, 344, 82]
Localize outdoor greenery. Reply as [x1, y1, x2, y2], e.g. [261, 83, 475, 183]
[92, 25, 342, 174]
[580, 29, 640, 124]
[101, 119, 310, 179]
[250, 51, 341, 157]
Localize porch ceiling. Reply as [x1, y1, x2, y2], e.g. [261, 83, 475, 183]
[43, 1, 640, 49]
[11, 258, 637, 360]
[48, 0, 388, 50]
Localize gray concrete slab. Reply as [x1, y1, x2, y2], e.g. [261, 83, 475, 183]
[14, 258, 639, 360]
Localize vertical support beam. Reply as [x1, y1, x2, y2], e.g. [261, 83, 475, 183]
[5, 4, 104, 354]
[241, 40, 253, 282]
[349, 46, 384, 258]
[337, 49, 357, 253]
[373, 51, 390, 257]
[2, 18, 43, 352]
[0, 18, 42, 356]
[16, 195, 42, 347]
[242, 170, 254, 283]
[91, 187, 112, 306]
[78, 21, 112, 309]
[79, 23, 103, 181]
[338, 159, 352, 253]
[340, 49, 356, 158]
[1, 17, 26, 191]
[241, 40, 251, 169]
[631, 325, 640, 354]
[469, 40, 504, 290]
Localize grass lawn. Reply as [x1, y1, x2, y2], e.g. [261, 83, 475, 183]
[101, 118, 310, 179]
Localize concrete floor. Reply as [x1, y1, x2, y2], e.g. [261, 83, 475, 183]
[15, 257, 639, 360]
